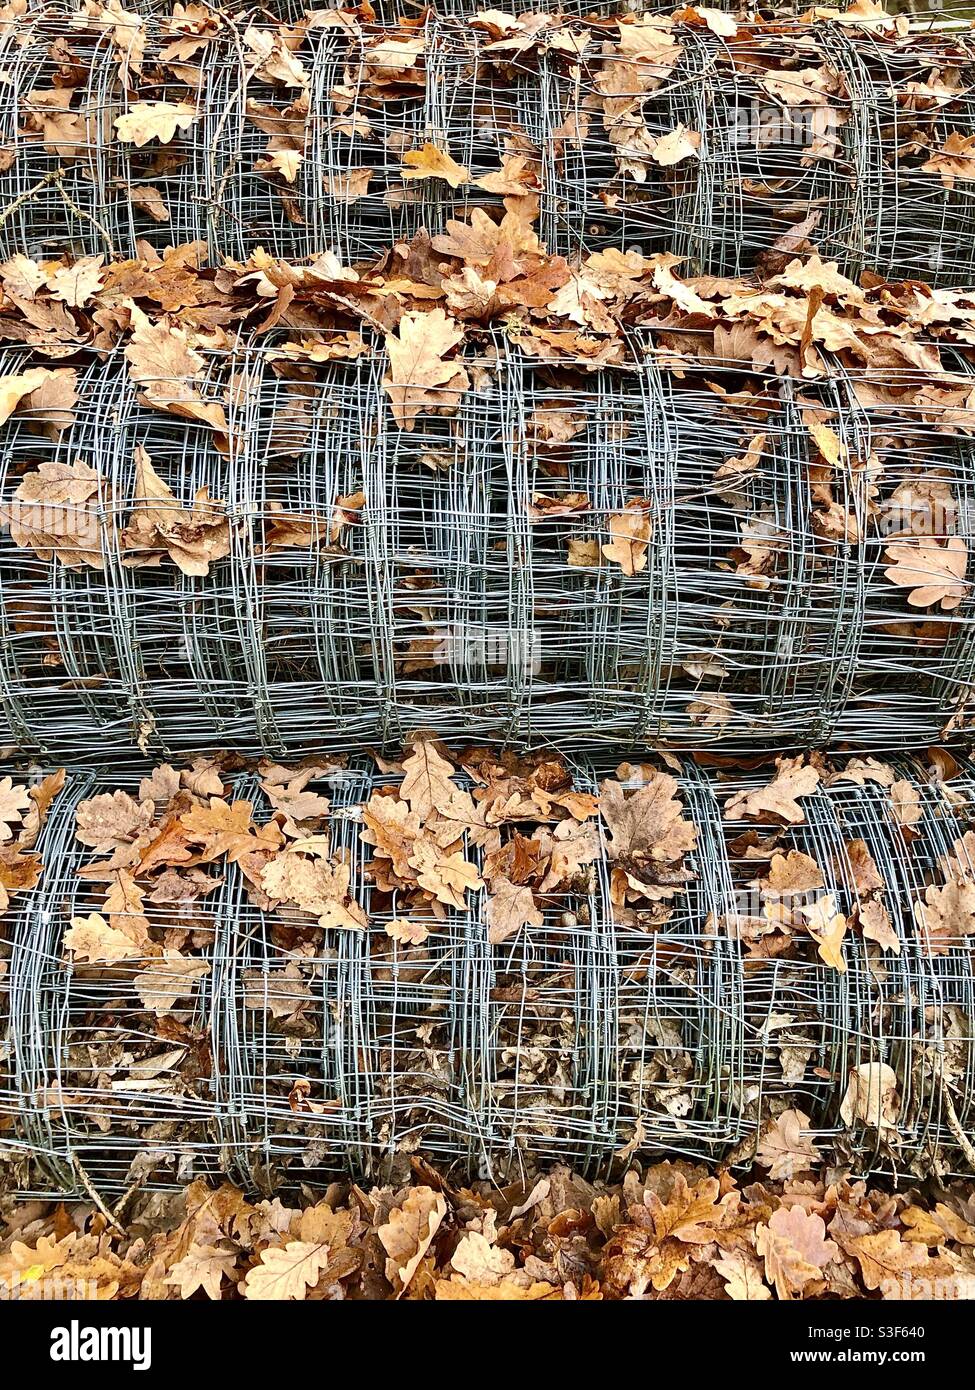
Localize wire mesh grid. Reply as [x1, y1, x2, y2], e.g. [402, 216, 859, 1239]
[540, 18, 975, 282]
[0, 751, 973, 1197]
[3, 338, 975, 759]
[3, 6, 975, 281]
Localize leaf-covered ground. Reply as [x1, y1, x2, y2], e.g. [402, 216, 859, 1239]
[2, 1160, 974, 1300]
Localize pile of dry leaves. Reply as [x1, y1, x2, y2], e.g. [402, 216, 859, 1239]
[2, 1158, 975, 1299]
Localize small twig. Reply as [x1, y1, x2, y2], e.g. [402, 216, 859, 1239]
[939, 1074, 975, 1170]
[0, 168, 62, 231]
[72, 1155, 127, 1235]
[53, 175, 116, 257]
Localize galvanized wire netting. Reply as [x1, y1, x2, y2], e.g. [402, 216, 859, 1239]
[4, 5, 975, 280]
[0, 753, 972, 1196]
[3, 339, 975, 760]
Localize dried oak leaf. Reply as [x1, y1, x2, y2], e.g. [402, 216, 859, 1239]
[858, 900, 901, 954]
[913, 878, 975, 953]
[10, 367, 78, 440]
[0, 459, 107, 569]
[755, 1205, 839, 1300]
[890, 778, 922, 828]
[649, 124, 700, 166]
[409, 837, 484, 911]
[243, 960, 312, 1020]
[133, 950, 211, 1014]
[601, 1173, 727, 1296]
[883, 537, 969, 612]
[166, 1243, 239, 1300]
[713, 1251, 772, 1301]
[104, 868, 151, 941]
[723, 757, 820, 825]
[64, 912, 145, 964]
[385, 919, 430, 945]
[325, 168, 372, 203]
[0, 368, 71, 428]
[377, 1187, 448, 1296]
[485, 877, 544, 944]
[601, 502, 653, 576]
[382, 307, 469, 432]
[398, 740, 461, 820]
[75, 790, 154, 854]
[122, 446, 231, 577]
[758, 850, 824, 899]
[921, 131, 975, 189]
[260, 850, 367, 931]
[46, 256, 105, 308]
[362, 793, 420, 880]
[840, 1061, 899, 1133]
[241, 1240, 331, 1301]
[600, 772, 697, 871]
[400, 143, 470, 188]
[124, 307, 228, 436]
[755, 1109, 821, 1179]
[0, 778, 31, 843]
[842, 1230, 932, 1293]
[801, 893, 848, 972]
[435, 1277, 558, 1300]
[114, 100, 198, 147]
[448, 1232, 516, 1286]
[0, 852, 43, 912]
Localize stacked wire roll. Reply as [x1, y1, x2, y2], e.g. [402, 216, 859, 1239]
[2, 5, 975, 280]
[0, 747, 972, 1196]
[3, 336, 975, 760]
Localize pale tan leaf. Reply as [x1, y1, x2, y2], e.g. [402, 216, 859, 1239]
[377, 1187, 447, 1296]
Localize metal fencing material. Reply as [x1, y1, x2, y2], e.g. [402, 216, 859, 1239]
[2, 338, 975, 760]
[0, 751, 972, 1196]
[3, 5, 975, 280]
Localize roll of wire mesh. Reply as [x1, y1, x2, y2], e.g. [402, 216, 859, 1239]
[1, 337, 974, 760]
[0, 748, 972, 1196]
[1, 5, 975, 280]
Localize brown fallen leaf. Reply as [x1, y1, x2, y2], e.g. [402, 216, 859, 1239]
[913, 878, 975, 953]
[601, 502, 652, 576]
[755, 1205, 838, 1300]
[64, 912, 146, 964]
[121, 446, 231, 577]
[0, 368, 69, 427]
[75, 789, 154, 855]
[802, 893, 848, 972]
[840, 1061, 899, 1133]
[377, 1187, 447, 1297]
[884, 537, 969, 611]
[842, 1230, 932, 1294]
[0, 459, 107, 569]
[124, 308, 228, 436]
[723, 758, 821, 826]
[114, 100, 198, 147]
[756, 1109, 821, 1179]
[241, 1240, 331, 1301]
[46, 256, 105, 308]
[166, 1243, 239, 1300]
[133, 951, 211, 1014]
[382, 308, 469, 431]
[485, 877, 544, 944]
[0, 779, 31, 844]
[713, 1251, 772, 1301]
[400, 143, 470, 188]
